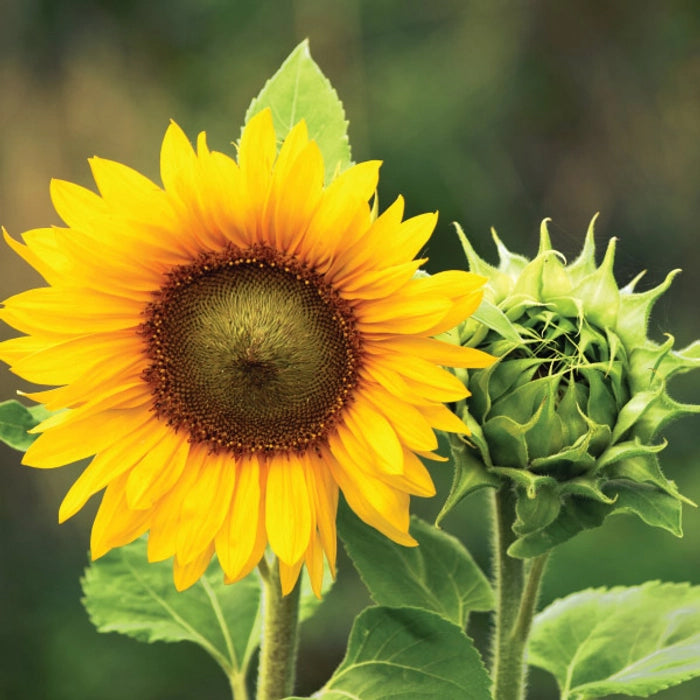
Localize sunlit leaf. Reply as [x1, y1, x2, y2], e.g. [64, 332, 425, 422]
[246, 39, 351, 183]
[529, 582, 700, 699]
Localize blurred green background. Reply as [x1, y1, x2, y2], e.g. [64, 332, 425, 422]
[1, 1, 699, 698]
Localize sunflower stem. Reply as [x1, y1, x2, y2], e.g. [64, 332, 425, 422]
[490, 488, 548, 700]
[257, 557, 301, 700]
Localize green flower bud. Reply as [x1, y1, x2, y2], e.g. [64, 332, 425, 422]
[443, 217, 700, 557]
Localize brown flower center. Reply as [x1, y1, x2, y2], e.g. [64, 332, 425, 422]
[140, 245, 361, 455]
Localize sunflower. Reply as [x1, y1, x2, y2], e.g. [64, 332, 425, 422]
[0, 109, 492, 595]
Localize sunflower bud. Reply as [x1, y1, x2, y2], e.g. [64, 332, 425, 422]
[446, 217, 700, 557]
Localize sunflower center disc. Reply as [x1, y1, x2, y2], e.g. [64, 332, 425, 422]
[141, 246, 361, 455]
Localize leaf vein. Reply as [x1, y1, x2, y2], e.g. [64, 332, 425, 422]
[121, 551, 232, 673]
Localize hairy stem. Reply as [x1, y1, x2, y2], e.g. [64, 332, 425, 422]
[491, 488, 549, 700]
[257, 557, 301, 700]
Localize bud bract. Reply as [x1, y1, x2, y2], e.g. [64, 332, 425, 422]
[445, 217, 700, 557]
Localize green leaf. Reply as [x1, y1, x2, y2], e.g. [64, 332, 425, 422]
[82, 538, 332, 689]
[339, 504, 494, 626]
[0, 399, 51, 451]
[82, 538, 261, 684]
[529, 582, 700, 699]
[246, 39, 351, 183]
[301, 606, 492, 699]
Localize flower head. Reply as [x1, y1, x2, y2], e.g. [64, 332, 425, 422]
[0, 109, 492, 594]
[452, 218, 700, 556]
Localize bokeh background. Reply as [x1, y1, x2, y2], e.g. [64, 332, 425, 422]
[1, 1, 699, 698]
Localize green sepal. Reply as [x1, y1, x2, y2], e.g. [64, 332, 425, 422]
[565, 215, 599, 280]
[513, 482, 561, 535]
[0, 399, 51, 452]
[437, 433, 500, 526]
[529, 582, 700, 699]
[490, 467, 555, 500]
[597, 435, 667, 470]
[467, 352, 535, 423]
[569, 237, 619, 328]
[639, 338, 700, 383]
[556, 380, 590, 444]
[617, 268, 681, 347]
[584, 367, 619, 429]
[562, 476, 616, 504]
[455, 222, 514, 292]
[603, 452, 693, 505]
[525, 385, 566, 461]
[611, 387, 664, 443]
[245, 39, 351, 183]
[529, 433, 597, 478]
[508, 496, 610, 559]
[539, 253, 572, 300]
[483, 414, 530, 468]
[606, 480, 683, 535]
[511, 247, 571, 304]
[468, 298, 523, 344]
[508, 478, 683, 558]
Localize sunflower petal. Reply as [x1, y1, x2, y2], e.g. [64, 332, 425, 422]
[59, 416, 165, 522]
[305, 451, 338, 575]
[175, 451, 236, 565]
[147, 447, 205, 562]
[23, 409, 141, 469]
[327, 439, 416, 547]
[216, 454, 266, 582]
[369, 336, 495, 369]
[344, 397, 404, 474]
[90, 472, 150, 559]
[174, 542, 215, 591]
[266, 453, 313, 565]
[126, 429, 190, 509]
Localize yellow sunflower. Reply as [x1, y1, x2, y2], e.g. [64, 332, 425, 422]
[0, 109, 492, 595]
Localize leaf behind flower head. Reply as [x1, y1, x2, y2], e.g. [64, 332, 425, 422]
[0, 399, 52, 452]
[245, 39, 352, 183]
